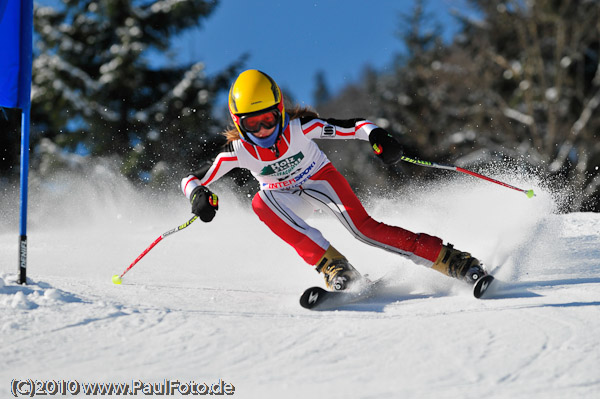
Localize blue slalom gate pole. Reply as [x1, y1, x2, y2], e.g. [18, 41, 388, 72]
[0, 0, 32, 283]
[18, 0, 33, 284]
[18, 107, 30, 284]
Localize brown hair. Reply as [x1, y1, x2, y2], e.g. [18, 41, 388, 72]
[223, 105, 319, 143]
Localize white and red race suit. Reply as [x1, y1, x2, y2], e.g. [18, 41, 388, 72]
[181, 116, 443, 267]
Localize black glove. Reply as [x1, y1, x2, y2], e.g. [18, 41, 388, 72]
[369, 127, 403, 165]
[190, 186, 219, 222]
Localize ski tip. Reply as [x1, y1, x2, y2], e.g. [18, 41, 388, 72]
[299, 286, 327, 309]
[473, 274, 495, 299]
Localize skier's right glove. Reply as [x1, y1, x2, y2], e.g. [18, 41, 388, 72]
[369, 127, 403, 165]
[190, 186, 219, 222]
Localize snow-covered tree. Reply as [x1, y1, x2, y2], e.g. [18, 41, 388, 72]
[31, 0, 242, 183]
[371, 0, 600, 211]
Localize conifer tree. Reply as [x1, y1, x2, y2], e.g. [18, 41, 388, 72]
[371, 0, 600, 210]
[32, 0, 241, 182]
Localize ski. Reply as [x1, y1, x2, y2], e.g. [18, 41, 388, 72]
[473, 274, 495, 298]
[299, 278, 385, 310]
[300, 273, 495, 309]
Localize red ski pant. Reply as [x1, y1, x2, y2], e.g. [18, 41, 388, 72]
[252, 163, 443, 267]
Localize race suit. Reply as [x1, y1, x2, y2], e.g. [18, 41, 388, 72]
[181, 116, 443, 267]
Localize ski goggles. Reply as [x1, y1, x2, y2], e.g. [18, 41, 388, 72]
[239, 108, 281, 134]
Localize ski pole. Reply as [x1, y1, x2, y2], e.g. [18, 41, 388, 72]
[112, 215, 198, 284]
[399, 155, 536, 198]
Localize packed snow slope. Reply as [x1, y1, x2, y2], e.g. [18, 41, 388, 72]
[1, 167, 599, 399]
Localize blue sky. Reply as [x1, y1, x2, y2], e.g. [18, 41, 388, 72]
[168, 0, 473, 105]
[37, 0, 474, 105]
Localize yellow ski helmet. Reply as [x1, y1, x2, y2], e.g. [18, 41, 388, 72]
[228, 70, 286, 146]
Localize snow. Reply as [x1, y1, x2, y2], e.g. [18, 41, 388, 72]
[1, 170, 599, 398]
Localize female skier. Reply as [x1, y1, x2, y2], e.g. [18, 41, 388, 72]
[181, 69, 487, 291]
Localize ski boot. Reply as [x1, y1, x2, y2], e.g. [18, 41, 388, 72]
[315, 245, 363, 291]
[432, 244, 487, 284]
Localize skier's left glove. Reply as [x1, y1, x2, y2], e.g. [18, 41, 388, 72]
[369, 127, 403, 165]
[190, 186, 219, 222]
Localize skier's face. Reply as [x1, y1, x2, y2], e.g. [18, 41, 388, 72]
[252, 125, 277, 138]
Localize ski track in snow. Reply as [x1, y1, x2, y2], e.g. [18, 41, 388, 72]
[1, 172, 600, 398]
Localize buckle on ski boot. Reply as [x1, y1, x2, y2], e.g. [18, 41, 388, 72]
[433, 244, 487, 284]
[315, 246, 362, 291]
